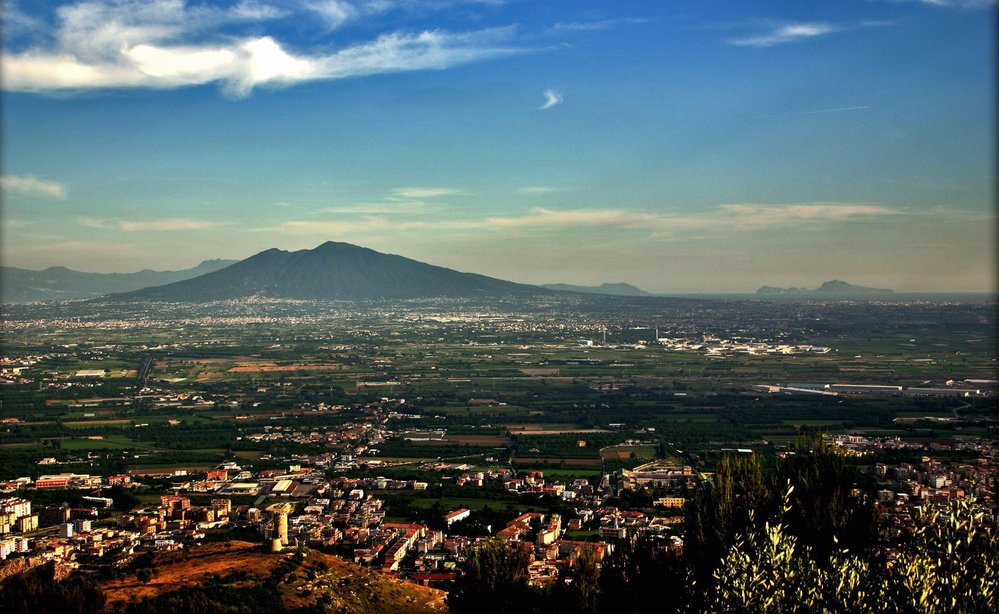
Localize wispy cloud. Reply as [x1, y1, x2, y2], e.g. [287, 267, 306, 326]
[14, 240, 138, 255]
[79, 217, 226, 231]
[485, 208, 653, 229]
[729, 22, 838, 47]
[389, 187, 466, 199]
[304, 1, 515, 30]
[901, 0, 996, 8]
[1, 219, 31, 229]
[324, 202, 443, 215]
[263, 217, 388, 236]
[550, 18, 647, 33]
[484, 203, 899, 233]
[1, 1, 528, 97]
[229, 1, 289, 21]
[761, 105, 871, 119]
[539, 89, 562, 110]
[304, 0, 365, 29]
[1, 175, 68, 199]
[262, 202, 905, 239]
[712, 203, 897, 227]
[728, 18, 897, 48]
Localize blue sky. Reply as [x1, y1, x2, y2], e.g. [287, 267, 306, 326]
[1, 0, 995, 292]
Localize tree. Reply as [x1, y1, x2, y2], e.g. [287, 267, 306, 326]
[448, 540, 533, 614]
[685, 452, 773, 580]
[598, 534, 689, 614]
[555, 548, 601, 614]
[776, 435, 875, 557]
[136, 568, 154, 584]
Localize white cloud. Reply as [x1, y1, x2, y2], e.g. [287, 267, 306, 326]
[1, 1, 526, 96]
[1, 175, 67, 198]
[78, 216, 225, 231]
[539, 89, 562, 110]
[729, 22, 838, 47]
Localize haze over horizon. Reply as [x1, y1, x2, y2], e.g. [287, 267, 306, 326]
[1, 0, 995, 294]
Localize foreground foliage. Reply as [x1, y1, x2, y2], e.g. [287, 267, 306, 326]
[710, 487, 997, 613]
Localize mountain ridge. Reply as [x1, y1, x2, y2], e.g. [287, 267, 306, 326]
[541, 282, 651, 297]
[1, 259, 238, 303]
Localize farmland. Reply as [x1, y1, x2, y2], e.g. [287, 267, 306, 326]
[2, 295, 994, 480]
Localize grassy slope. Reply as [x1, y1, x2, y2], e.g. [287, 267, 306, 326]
[101, 541, 446, 613]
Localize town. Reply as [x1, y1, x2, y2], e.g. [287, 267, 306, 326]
[1, 296, 995, 607]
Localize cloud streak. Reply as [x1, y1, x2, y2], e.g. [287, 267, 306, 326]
[1, 1, 527, 96]
[729, 22, 838, 47]
[1, 175, 67, 198]
[539, 89, 563, 110]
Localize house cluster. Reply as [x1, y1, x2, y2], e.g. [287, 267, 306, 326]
[654, 335, 831, 356]
[0, 484, 237, 564]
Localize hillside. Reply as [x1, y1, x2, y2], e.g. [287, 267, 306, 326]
[100, 541, 445, 613]
[1, 260, 237, 303]
[111, 241, 544, 301]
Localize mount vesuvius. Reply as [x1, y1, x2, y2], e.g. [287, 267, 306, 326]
[110, 242, 545, 301]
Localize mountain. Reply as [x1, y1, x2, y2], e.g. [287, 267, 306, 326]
[757, 280, 894, 297]
[1, 259, 237, 303]
[541, 282, 651, 297]
[110, 241, 545, 301]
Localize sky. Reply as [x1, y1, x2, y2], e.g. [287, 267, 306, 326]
[1, 0, 995, 293]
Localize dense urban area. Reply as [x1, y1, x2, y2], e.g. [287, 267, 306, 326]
[1, 295, 996, 612]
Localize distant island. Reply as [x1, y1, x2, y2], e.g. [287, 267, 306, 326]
[757, 280, 894, 297]
[541, 282, 651, 297]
